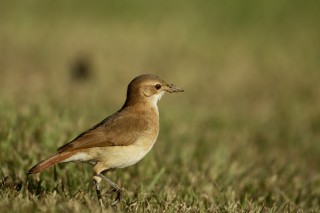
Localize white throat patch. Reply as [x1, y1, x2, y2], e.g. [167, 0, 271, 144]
[152, 91, 165, 107]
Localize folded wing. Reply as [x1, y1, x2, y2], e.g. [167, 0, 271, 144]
[57, 110, 149, 153]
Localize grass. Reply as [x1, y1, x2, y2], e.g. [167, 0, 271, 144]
[1, 0, 320, 212]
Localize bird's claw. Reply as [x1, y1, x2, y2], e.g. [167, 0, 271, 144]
[110, 188, 122, 206]
[106, 187, 122, 205]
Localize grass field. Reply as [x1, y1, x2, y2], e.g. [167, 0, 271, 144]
[1, 0, 320, 212]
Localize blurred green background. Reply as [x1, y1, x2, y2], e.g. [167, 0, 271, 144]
[1, 0, 320, 212]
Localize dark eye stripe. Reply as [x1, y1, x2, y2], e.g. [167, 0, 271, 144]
[155, 84, 161, 90]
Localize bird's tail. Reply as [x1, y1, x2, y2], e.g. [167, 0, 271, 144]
[27, 152, 74, 174]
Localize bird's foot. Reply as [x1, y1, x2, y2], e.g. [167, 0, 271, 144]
[107, 187, 122, 206]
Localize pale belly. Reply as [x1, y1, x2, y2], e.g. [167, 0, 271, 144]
[96, 144, 154, 168]
[63, 138, 157, 169]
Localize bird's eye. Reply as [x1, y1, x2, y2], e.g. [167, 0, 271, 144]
[155, 84, 162, 90]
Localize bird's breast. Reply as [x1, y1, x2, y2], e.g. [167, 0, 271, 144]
[95, 112, 159, 169]
[90, 135, 158, 169]
[138, 107, 159, 139]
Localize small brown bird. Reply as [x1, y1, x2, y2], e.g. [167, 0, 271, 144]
[27, 74, 184, 206]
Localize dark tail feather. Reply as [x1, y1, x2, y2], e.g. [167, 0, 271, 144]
[27, 152, 73, 174]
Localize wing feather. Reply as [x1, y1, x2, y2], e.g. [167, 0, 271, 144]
[57, 109, 150, 153]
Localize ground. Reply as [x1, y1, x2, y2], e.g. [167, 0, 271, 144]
[0, 1, 320, 212]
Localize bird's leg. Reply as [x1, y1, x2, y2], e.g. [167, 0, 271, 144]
[98, 173, 122, 205]
[93, 176, 103, 208]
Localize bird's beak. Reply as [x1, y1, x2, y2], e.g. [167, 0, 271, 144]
[165, 83, 184, 93]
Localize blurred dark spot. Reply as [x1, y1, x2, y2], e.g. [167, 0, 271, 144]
[70, 56, 92, 82]
[1, 176, 22, 192]
[15, 182, 22, 191]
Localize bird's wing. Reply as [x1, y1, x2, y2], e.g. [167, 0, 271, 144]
[57, 110, 149, 153]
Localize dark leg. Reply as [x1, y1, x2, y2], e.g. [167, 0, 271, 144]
[93, 177, 103, 208]
[98, 173, 122, 205]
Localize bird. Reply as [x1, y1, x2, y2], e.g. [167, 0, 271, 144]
[27, 74, 184, 206]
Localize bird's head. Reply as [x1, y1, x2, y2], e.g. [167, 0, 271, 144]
[124, 74, 184, 107]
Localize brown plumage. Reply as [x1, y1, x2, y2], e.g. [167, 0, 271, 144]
[27, 74, 184, 206]
[27, 152, 75, 174]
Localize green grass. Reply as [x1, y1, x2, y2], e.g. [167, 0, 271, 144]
[1, 0, 320, 212]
